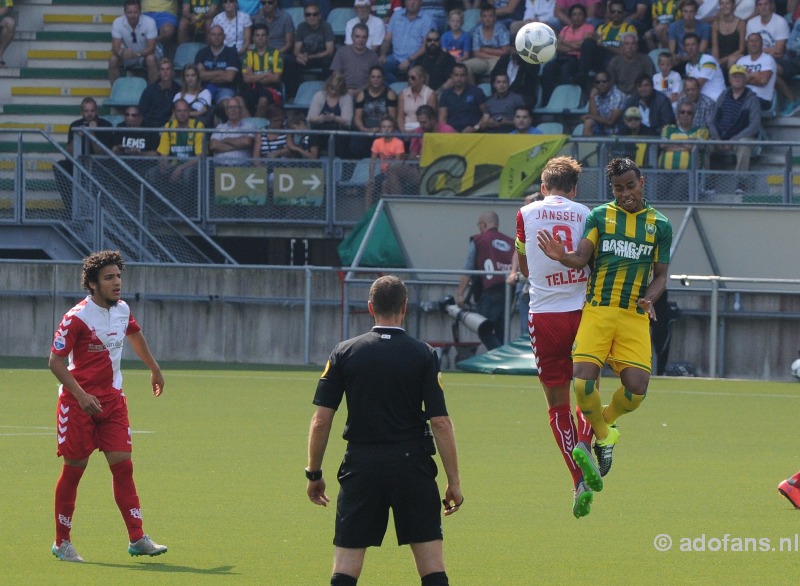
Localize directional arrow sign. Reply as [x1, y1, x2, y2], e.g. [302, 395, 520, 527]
[214, 167, 268, 205]
[273, 167, 324, 206]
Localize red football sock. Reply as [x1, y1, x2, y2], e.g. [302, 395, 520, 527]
[575, 406, 594, 445]
[548, 405, 582, 487]
[790, 470, 800, 486]
[110, 459, 144, 542]
[55, 464, 86, 545]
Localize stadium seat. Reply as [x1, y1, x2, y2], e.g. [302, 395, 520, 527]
[761, 93, 778, 119]
[328, 7, 355, 39]
[463, 8, 480, 32]
[103, 77, 148, 107]
[389, 81, 407, 96]
[536, 121, 564, 134]
[478, 82, 491, 97]
[649, 48, 665, 68]
[286, 6, 304, 27]
[337, 157, 372, 186]
[533, 84, 586, 115]
[244, 117, 270, 129]
[285, 80, 325, 110]
[173, 42, 205, 72]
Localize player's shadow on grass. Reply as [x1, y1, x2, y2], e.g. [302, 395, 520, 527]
[87, 562, 238, 575]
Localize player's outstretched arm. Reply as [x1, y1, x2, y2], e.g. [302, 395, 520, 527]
[537, 230, 594, 270]
[430, 415, 463, 516]
[127, 331, 164, 396]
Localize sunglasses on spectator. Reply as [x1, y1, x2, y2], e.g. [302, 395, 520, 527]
[678, 110, 693, 114]
[426, 37, 440, 42]
[595, 78, 610, 83]
[305, 11, 320, 16]
[609, 8, 624, 13]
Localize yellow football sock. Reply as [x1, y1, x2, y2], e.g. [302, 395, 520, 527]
[603, 386, 646, 426]
[573, 378, 609, 440]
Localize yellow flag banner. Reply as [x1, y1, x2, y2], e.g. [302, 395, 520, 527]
[419, 134, 568, 198]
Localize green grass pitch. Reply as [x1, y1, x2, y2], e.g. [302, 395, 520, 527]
[2, 360, 800, 585]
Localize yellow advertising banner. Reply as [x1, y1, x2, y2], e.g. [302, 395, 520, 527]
[419, 133, 569, 198]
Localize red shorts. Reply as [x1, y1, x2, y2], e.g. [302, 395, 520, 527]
[529, 310, 582, 388]
[56, 392, 131, 460]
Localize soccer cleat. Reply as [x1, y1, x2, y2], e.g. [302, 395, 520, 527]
[572, 442, 603, 492]
[778, 479, 800, 509]
[128, 535, 168, 557]
[572, 481, 593, 519]
[52, 540, 84, 562]
[781, 99, 800, 117]
[593, 425, 620, 477]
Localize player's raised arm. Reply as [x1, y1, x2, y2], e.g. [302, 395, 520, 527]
[537, 230, 594, 269]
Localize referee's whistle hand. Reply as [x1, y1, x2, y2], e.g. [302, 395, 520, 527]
[307, 481, 329, 506]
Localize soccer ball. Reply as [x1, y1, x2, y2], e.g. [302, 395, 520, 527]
[515, 22, 558, 65]
[791, 358, 800, 380]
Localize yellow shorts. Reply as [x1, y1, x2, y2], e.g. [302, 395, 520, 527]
[572, 304, 652, 374]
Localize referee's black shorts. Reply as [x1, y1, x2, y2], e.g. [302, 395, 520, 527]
[334, 441, 443, 548]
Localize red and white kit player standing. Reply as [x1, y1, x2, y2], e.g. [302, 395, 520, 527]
[515, 156, 595, 518]
[49, 250, 168, 562]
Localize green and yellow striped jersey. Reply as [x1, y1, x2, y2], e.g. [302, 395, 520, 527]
[583, 201, 672, 311]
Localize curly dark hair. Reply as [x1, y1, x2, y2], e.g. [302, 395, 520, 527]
[81, 250, 125, 292]
[606, 157, 641, 181]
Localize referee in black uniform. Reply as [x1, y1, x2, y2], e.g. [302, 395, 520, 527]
[306, 275, 464, 586]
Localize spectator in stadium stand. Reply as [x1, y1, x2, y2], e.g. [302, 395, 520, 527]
[624, 73, 676, 134]
[493, 0, 525, 31]
[241, 22, 284, 117]
[253, 104, 290, 159]
[582, 70, 626, 135]
[578, 0, 638, 84]
[607, 32, 656, 97]
[305, 274, 463, 586]
[736, 31, 777, 110]
[345, 0, 386, 51]
[253, 0, 295, 98]
[554, 0, 603, 28]
[54, 98, 116, 219]
[366, 114, 405, 207]
[49, 250, 168, 564]
[330, 23, 380, 97]
[515, 0, 561, 35]
[379, 0, 435, 83]
[509, 105, 543, 134]
[141, 0, 178, 48]
[708, 62, 761, 172]
[609, 106, 657, 165]
[441, 8, 471, 63]
[0, 0, 16, 67]
[657, 100, 709, 172]
[351, 65, 399, 159]
[456, 210, 516, 350]
[212, 0, 252, 56]
[293, 1, 335, 78]
[174, 63, 213, 124]
[138, 57, 181, 127]
[111, 105, 161, 160]
[306, 71, 353, 155]
[381, 104, 454, 194]
[477, 72, 526, 132]
[150, 98, 204, 191]
[683, 32, 727, 101]
[397, 65, 437, 132]
[540, 3, 594, 105]
[209, 96, 256, 162]
[710, 0, 746, 73]
[463, 3, 511, 84]
[413, 29, 457, 92]
[675, 76, 716, 128]
[668, 0, 711, 75]
[622, 0, 652, 39]
[286, 112, 320, 159]
[438, 62, 487, 132]
[646, 0, 680, 51]
[178, 0, 219, 44]
[745, 0, 800, 115]
[195, 24, 241, 118]
[109, 0, 160, 85]
[490, 48, 539, 108]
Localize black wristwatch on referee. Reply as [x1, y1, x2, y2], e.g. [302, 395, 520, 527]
[305, 467, 322, 481]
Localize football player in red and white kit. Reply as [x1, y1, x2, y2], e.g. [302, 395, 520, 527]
[49, 250, 167, 562]
[515, 156, 595, 518]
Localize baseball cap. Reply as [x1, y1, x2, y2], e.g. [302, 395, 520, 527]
[729, 64, 747, 76]
[354, 0, 370, 6]
[624, 106, 642, 119]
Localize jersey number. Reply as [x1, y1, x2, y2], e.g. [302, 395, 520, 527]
[552, 224, 575, 252]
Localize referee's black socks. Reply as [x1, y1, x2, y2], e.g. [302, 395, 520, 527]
[422, 571, 449, 585]
[331, 573, 357, 586]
